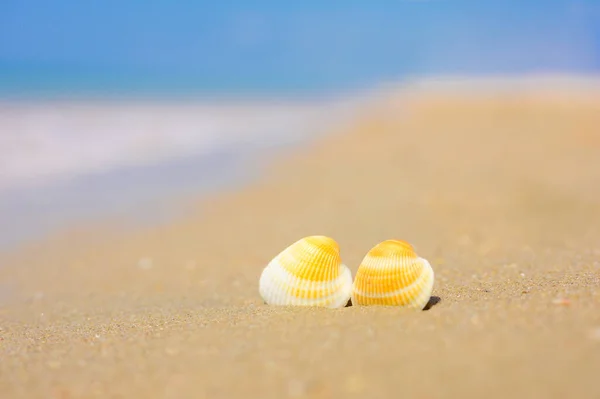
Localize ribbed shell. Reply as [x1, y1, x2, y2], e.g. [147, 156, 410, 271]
[352, 240, 435, 309]
[259, 236, 353, 308]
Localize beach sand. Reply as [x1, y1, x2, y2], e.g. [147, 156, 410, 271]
[1, 82, 600, 398]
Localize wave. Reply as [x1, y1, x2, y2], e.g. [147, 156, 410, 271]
[0, 98, 358, 191]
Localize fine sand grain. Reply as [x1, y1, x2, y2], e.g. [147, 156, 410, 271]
[1, 84, 600, 398]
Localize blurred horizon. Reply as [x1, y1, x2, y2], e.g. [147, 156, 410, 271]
[1, 0, 600, 98]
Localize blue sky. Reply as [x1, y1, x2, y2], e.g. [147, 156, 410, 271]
[1, 0, 599, 96]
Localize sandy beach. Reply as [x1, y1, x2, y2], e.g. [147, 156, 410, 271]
[1, 79, 600, 398]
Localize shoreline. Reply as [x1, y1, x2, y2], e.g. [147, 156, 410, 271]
[0, 95, 364, 251]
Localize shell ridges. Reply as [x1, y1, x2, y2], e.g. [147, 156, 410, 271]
[259, 235, 353, 308]
[352, 239, 435, 309]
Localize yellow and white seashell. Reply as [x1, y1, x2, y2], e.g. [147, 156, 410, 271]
[352, 240, 435, 309]
[259, 235, 353, 308]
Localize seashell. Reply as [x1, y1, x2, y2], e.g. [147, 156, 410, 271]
[259, 235, 353, 308]
[352, 240, 435, 309]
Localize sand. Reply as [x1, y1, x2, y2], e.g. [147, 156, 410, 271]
[1, 82, 600, 398]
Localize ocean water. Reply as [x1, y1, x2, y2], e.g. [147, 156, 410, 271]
[0, 97, 361, 250]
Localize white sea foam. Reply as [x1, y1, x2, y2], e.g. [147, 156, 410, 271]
[0, 98, 358, 191]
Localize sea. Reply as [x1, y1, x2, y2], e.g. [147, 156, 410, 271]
[0, 91, 366, 250]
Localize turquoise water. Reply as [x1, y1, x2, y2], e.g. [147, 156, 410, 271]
[0, 64, 364, 100]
